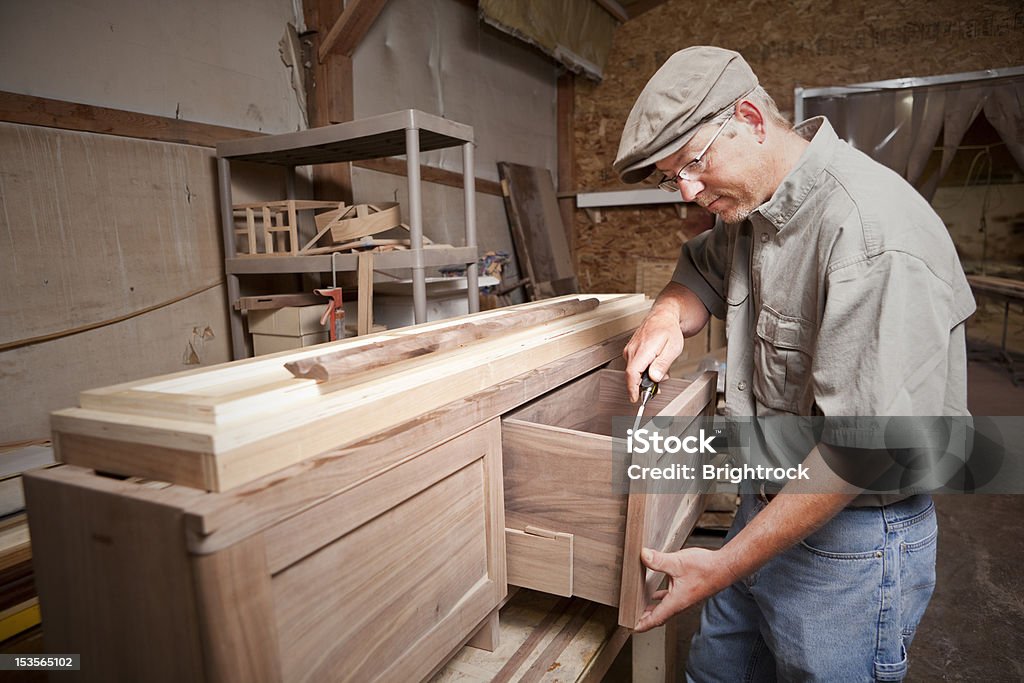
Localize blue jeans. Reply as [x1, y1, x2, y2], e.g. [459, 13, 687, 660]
[686, 493, 938, 682]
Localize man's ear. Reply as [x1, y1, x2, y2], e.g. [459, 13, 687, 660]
[734, 99, 766, 143]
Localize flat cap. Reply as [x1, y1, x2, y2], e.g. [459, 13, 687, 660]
[613, 46, 758, 184]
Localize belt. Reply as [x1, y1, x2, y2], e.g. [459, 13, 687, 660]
[757, 483, 777, 504]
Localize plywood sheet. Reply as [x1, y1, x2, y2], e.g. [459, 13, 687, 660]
[0, 122, 223, 347]
[0, 285, 230, 444]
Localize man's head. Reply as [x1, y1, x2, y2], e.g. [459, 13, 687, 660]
[614, 46, 799, 223]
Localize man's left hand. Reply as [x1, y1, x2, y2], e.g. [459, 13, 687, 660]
[634, 546, 736, 632]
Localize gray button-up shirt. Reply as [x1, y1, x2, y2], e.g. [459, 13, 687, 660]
[673, 117, 975, 438]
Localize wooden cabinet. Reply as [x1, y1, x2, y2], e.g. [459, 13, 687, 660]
[502, 369, 717, 627]
[26, 298, 650, 681]
[25, 421, 506, 683]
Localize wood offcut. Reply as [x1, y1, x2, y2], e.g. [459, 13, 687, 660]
[285, 296, 599, 381]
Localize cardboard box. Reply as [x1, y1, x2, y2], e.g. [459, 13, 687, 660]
[252, 331, 328, 356]
[247, 305, 325, 337]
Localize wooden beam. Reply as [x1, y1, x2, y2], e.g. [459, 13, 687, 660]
[594, 0, 629, 22]
[620, 0, 669, 20]
[0, 92, 500, 203]
[557, 72, 577, 255]
[305, 0, 354, 203]
[0, 91, 260, 148]
[354, 157, 503, 196]
[318, 0, 389, 61]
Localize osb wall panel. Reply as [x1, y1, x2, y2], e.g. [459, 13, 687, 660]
[574, 0, 1024, 293]
[575, 205, 712, 293]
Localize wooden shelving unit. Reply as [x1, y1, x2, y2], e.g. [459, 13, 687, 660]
[216, 109, 480, 359]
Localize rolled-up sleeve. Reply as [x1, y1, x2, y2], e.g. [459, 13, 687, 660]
[671, 222, 731, 319]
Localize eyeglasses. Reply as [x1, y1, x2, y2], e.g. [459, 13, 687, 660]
[657, 114, 733, 192]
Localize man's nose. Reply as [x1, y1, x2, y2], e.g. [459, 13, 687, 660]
[678, 177, 704, 203]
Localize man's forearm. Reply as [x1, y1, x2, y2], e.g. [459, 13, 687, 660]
[716, 447, 859, 582]
[653, 281, 711, 337]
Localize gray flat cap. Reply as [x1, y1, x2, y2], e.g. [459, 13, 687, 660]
[614, 46, 758, 184]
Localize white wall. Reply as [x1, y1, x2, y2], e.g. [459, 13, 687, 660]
[0, 0, 305, 442]
[352, 0, 559, 280]
[0, 0, 306, 133]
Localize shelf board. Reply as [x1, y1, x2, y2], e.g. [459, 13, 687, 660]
[225, 246, 480, 274]
[217, 110, 474, 166]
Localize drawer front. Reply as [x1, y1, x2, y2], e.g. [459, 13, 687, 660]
[265, 420, 506, 682]
[501, 369, 718, 627]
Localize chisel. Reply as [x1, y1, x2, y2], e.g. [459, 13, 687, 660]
[632, 369, 659, 432]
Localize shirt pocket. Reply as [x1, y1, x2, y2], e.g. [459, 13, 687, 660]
[754, 305, 816, 413]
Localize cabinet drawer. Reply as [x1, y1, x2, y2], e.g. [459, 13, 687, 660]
[502, 369, 716, 627]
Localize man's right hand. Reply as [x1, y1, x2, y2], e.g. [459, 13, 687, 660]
[623, 282, 711, 402]
[623, 308, 685, 402]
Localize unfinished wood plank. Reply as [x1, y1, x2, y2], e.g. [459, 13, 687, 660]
[557, 71, 577, 256]
[506, 527, 573, 597]
[498, 162, 578, 300]
[357, 251, 374, 336]
[519, 599, 599, 683]
[354, 156, 504, 196]
[0, 90, 261, 148]
[285, 296, 599, 381]
[315, 202, 401, 243]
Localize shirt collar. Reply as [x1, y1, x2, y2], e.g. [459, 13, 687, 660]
[754, 116, 838, 231]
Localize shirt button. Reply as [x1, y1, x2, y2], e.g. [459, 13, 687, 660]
[737, 381, 747, 391]
[760, 233, 769, 243]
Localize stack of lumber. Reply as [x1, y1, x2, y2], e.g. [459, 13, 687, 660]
[0, 443, 57, 643]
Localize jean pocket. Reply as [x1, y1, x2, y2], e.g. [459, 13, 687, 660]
[900, 517, 937, 640]
[799, 509, 883, 560]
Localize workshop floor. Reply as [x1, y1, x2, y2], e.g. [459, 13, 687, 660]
[618, 358, 1024, 682]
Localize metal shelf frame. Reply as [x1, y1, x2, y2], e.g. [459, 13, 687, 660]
[216, 110, 480, 359]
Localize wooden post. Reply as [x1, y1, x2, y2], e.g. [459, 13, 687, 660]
[557, 72, 577, 257]
[357, 251, 374, 336]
